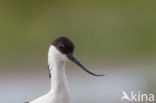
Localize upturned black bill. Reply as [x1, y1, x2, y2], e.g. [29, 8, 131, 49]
[68, 55, 103, 76]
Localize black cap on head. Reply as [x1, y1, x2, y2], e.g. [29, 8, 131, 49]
[51, 36, 103, 76]
[52, 36, 75, 55]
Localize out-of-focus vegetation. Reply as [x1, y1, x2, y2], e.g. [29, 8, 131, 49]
[0, 0, 156, 59]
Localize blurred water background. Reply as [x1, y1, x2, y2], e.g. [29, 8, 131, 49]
[0, 0, 156, 103]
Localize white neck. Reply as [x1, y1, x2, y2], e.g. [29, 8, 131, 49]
[48, 45, 70, 103]
[30, 46, 70, 103]
[48, 59, 68, 93]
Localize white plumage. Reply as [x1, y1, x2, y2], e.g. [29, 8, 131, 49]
[30, 45, 70, 103]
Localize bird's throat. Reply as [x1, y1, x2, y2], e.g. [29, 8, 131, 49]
[48, 61, 69, 95]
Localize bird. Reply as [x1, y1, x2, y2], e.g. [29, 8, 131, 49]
[26, 36, 103, 103]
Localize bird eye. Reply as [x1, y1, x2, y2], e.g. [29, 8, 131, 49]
[59, 44, 64, 49]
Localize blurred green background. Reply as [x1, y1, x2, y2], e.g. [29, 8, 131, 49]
[1, 0, 156, 58]
[0, 0, 156, 103]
